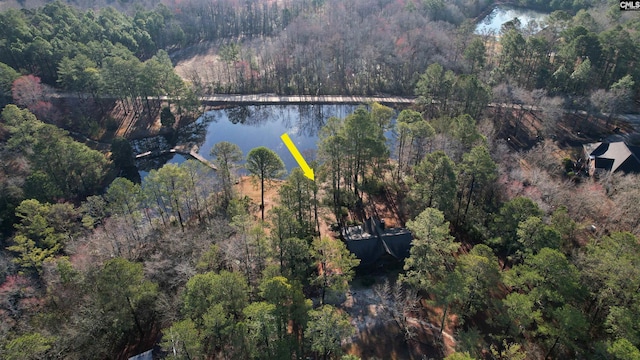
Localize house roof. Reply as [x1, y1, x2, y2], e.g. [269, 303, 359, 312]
[342, 217, 413, 267]
[129, 350, 153, 360]
[584, 141, 640, 173]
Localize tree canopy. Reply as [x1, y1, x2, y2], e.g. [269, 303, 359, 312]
[246, 146, 285, 221]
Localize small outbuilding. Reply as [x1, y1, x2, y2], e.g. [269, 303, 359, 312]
[583, 141, 640, 175]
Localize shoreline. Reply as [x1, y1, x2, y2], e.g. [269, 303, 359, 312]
[122, 97, 414, 142]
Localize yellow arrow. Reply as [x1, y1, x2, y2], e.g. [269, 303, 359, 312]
[280, 133, 315, 181]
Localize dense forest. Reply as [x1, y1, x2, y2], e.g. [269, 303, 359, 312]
[1, 0, 640, 359]
[1, 0, 638, 98]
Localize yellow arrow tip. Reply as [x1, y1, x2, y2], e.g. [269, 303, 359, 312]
[304, 168, 315, 181]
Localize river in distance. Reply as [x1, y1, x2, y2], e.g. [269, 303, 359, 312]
[475, 5, 549, 35]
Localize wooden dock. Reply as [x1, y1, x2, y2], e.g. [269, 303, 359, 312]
[135, 145, 217, 170]
[187, 150, 217, 170]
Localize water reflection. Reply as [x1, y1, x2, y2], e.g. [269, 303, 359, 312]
[220, 104, 352, 136]
[133, 113, 217, 175]
[134, 104, 360, 178]
[225, 106, 253, 124]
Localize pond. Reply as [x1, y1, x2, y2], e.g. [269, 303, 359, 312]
[134, 104, 364, 178]
[475, 5, 549, 35]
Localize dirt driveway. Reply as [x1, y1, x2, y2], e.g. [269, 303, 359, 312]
[341, 276, 445, 360]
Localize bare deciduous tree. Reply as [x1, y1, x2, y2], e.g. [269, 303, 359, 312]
[374, 279, 420, 343]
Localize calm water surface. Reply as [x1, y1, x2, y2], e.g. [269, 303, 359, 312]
[135, 104, 361, 177]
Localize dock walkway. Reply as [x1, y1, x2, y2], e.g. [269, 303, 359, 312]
[187, 150, 217, 170]
[135, 144, 217, 170]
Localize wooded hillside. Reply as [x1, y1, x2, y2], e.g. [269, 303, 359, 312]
[1, 0, 640, 359]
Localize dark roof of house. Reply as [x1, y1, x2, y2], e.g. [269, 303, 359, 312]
[342, 217, 413, 267]
[128, 350, 153, 360]
[584, 141, 640, 173]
